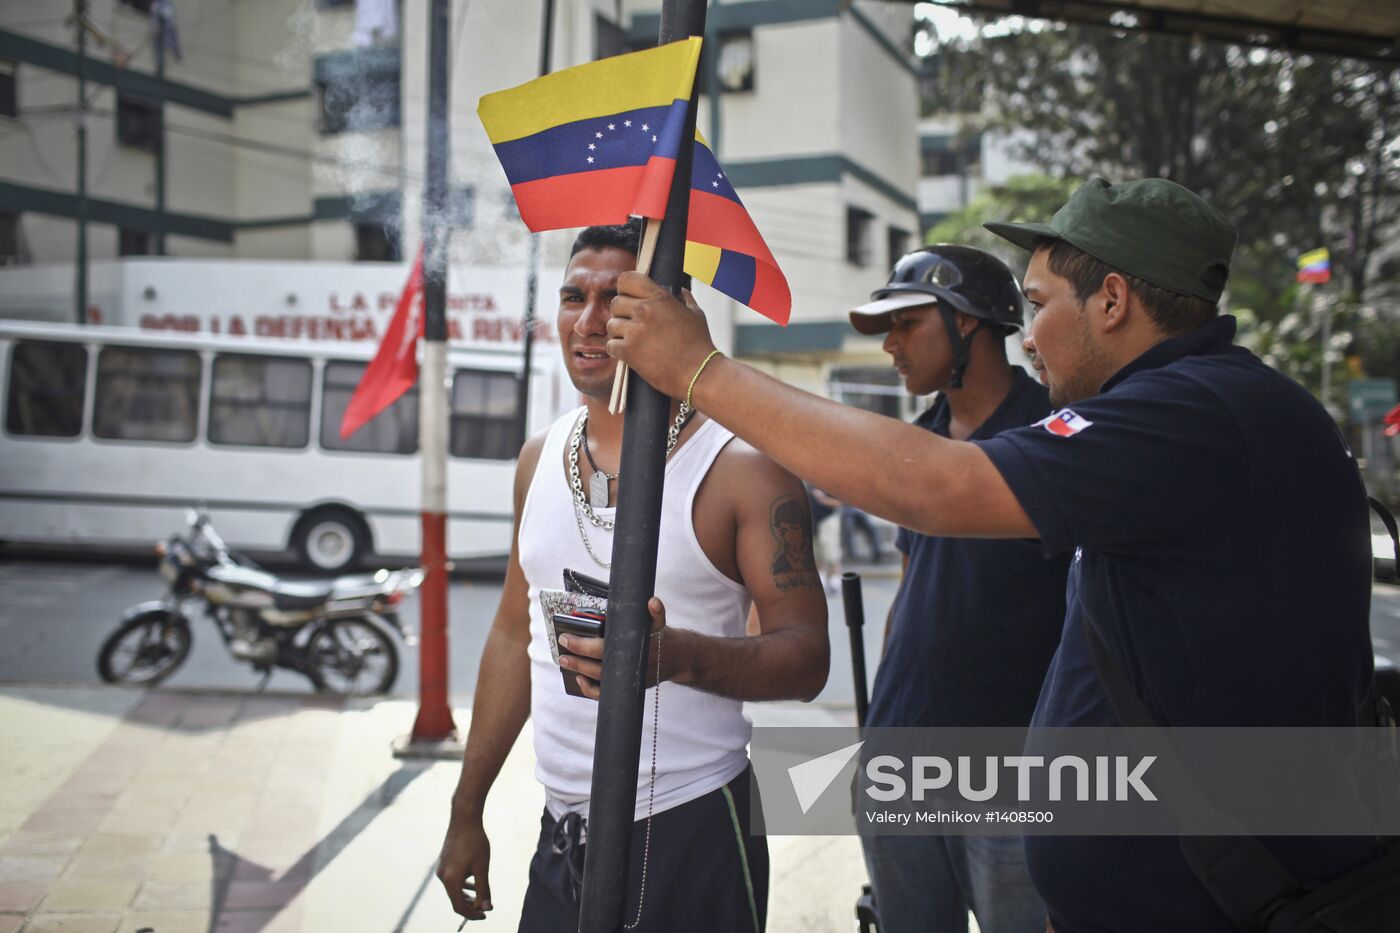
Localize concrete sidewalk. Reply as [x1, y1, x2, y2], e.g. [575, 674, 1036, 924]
[0, 685, 868, 933]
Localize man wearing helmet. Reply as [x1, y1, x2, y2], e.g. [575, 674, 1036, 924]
[604, 177, 1378, 932]
[849, 245, 1069, 933]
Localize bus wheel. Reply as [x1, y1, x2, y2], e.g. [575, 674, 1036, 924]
[294, 508, 367, 574]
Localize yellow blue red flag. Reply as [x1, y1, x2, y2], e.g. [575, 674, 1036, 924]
[477, 38, 703, 231]
[478, 39, 789, 325]
[1297, 247, 1331, 284]
[684, 136, 791, 325]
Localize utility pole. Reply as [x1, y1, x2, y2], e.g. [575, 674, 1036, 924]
[1316, 287, 1334, 413]
[154, 7, 167, 256]
[74, 0, 88, 324]
[407, 0, 457, 747]
[576, 1, 707, 929]
[515, 0, 555, 447]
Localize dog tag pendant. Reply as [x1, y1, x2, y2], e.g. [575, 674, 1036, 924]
[589, 471, 610, 509]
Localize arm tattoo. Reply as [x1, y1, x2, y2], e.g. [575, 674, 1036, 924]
[769, 494, 820, 591]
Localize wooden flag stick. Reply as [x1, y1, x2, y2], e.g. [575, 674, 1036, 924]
[608, 217, 662, 414]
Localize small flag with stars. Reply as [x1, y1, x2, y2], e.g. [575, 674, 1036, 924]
[476, 38, 703, 231]
[683, 135, 791, 325]
[1038, 409, 1093, 437]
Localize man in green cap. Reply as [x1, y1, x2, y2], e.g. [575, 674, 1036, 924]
[604, 176, 1379, 931]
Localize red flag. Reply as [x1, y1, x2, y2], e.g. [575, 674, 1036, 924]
[339, 248, 424, 440]
[1383, 403, 1400, 438]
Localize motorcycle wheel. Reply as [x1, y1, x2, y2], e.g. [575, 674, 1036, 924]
[305, 617, 398, 696]
[97, 612, 192, 686]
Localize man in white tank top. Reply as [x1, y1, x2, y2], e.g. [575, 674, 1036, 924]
[438, 221, 830, 932]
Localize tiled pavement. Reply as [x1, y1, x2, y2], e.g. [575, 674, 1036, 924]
[0, 686, 869, 933]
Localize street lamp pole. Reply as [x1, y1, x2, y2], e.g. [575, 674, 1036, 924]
[74, 0, 89, 325]
[408, 0, 457, 746]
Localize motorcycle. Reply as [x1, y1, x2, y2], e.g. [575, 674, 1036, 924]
[99, 508, 422, 696]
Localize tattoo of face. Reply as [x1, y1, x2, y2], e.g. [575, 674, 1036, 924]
[769, 495, 818, 589]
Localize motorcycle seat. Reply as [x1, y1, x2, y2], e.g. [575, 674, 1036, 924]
[269, 583, 335, 612]
[204, 565, 336, 612]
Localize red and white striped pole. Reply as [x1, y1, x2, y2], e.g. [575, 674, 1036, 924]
[408, 0, 457, 747]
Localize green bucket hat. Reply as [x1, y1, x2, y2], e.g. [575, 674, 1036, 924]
[984, 176, 1237, 303]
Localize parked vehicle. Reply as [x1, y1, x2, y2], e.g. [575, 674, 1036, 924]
[1, 320, 566, 572]
[100, 509, 421, 695]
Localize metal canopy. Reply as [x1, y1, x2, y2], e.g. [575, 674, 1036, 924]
[911, 1, 1398, 62]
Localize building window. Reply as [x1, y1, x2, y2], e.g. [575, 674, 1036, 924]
[450, 369, 520, 461]
[355, 222, 401, 262]
[0, 212, 18, 265]
[315, 49, 401, 135]
[119, 228, 153, 257]
[320, 360, 418, 454]
[846, 206, 874, 266]
[595, 14, 627, 60]
[0, 61, 16, 118]
[6, 341, 87, 437]
[920, 148, 961, 177]
[116, 94, 162, 152]
[209, 354, 312, 449]
[717, 31, 755, 92]
[888, 226, 912, 267]
[93, 346, 200, 443]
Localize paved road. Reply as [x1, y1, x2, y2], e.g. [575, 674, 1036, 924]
[0, 556, 896, 710]
[3, 555, 1398, 704]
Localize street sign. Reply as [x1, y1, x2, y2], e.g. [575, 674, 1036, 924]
[1348, 378, 1397, 422]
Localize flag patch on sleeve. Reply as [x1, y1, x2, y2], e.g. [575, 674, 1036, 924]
[1039, 410, 1093, 437]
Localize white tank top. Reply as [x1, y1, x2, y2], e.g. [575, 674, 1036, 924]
[519, 407, 752, 823]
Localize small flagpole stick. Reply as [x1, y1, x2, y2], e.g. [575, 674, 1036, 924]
[609, 217, 662, 414]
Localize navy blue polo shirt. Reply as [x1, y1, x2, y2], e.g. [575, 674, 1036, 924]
[977, 316, 1376, 933]
[867, 367, 1069, 730]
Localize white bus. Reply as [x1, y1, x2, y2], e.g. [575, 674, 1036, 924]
[0, 320, 568, 572]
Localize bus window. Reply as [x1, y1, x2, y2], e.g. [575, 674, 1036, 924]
[5, 340, 88, 437]
[450, 369, 520, 461]
[209, 354, 312, 449]
[93, 346, 200, 443]
[320, 360, 418, 455]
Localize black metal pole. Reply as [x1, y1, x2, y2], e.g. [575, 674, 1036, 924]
[840, 571, 870, 729]
[577, 2, 707, 930]
[422, 0, 448, 346]
[515, 0, 554, 447]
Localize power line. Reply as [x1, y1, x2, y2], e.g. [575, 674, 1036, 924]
[160, 116, 416, 184]
[15, 102, 415, 184]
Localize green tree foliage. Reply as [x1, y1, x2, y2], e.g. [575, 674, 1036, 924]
[918, 14, 1400, 495]
[921, 18, 1400, 317]
[924, 175, 1077, 274]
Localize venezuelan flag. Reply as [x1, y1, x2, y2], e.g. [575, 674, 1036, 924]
[684, 137, 791, 325]
[1297, 247, 1331, 284]
[477, 38, 703, 232]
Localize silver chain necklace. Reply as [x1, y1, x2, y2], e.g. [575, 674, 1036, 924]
[568, 404, 692, 568]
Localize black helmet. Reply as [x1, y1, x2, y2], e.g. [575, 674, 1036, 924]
[848, 244, 1024, 389]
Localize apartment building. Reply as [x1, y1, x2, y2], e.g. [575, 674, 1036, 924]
[0, 0, 920, 384]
